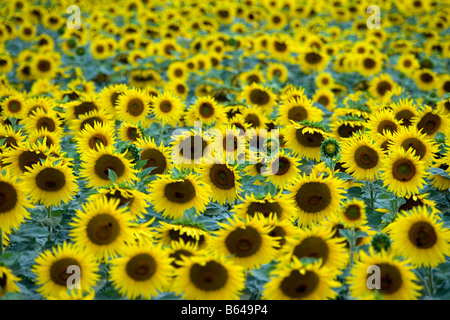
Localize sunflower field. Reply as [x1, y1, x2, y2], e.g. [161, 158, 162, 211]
[0, 0, 449, 302]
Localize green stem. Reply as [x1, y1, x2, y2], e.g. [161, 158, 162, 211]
[349, 227, 356, 268]
[47, 206, 52, 242]
[428, 267, 435, 297]
[369, 181, 375, 214]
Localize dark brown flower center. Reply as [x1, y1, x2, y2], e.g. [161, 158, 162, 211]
[0, 181, 18, 214]
[369, 263, 403, 295]
[190, 261, 228, 291]
[420, 73, 433, 83]
[247, 201, 283, 219]
[295, 129, 324, 148]
[199, 102, 214, 118]
[417, 113, 441, 136]
[249, 89, 270, 106]
[37, 59, 51, 72]
[86, 213, 120, 245]
[273, 157, 291, 176]
[363, 58, 376, 69]
[401, 138, 426, 160]
[305, 52, 322, 64]
[36, 167, 66, 192]
[126, 253, 156, 281]
[169, 249, 193, 268]
[288, 106, 308, 122]
[36, 117, 56, 132]
[225, 226, 262, 257]
[377, 120, 397, 134]
[295, 182, 331, 213]
[345, 204, 361, 220]
[127, 98, 145, 117]
[168, 229, 205, 247]
[88, 134, 108, 151]
[268, 226, 287, 248]
[179, 136, 208, 161]
[337, 123, 364, 138]
[395, 110, 415, 127]
[164, 179, 196, 204]
[408, 221, 437, 248]
[280, 270, 319, 299]
[18, 151, 47, 173]
[292, 236, 329, 264]
[94, 154, 125, 180]
[50, 258, 79, 286]
[74, 102, 98, 119]
[392, 159, 416, 182]
[209, 164, 235, 190]
[376, 81, 392, 96]
[354, 145, 379, 169]
[141, 148, 167, 175]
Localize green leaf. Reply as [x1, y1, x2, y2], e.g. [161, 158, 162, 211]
[108, 169, 118, 183]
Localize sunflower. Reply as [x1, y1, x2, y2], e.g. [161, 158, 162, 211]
[233, 192, 297, 222]
[284, 121, 329, 161]
[155, 219, 210, 249]
[212, 215, 279, 271]
[98, 83, 129, 116]
[437, 75, 450, 98]
[262, 258, 341, 300]
[22, 158, 78, 207]
[389, 125, 438, 164]
[380, 147, 427, 197]
[388, 206, 450, 268]
[390, 98, 418, 127]
[413, 68, 437, 91]
[115, 88, 150, 124]
[0, 124, 25, 149]
[0, 265, 21, 298]
[164, 239, 205, 272]
[330, 119, 366, 141]
[69, 197, 136, 261]
[198, 163, 242, 205]
[64, 96, 103, 121]
[30, 52, 59, 79]
[79, 145, 138, 189]
[109, 243, 173, 300]
[134, 137, 172, 176]
[212, 125, 248, 164]
[298, 49, 330, 74]
[428, 158, 450, 191]
[368, 74, 398, 100]
[170, 130, 213, 167]
[396, 53, 420, 75]
[266, 62, 288, 83]
[240, 107, 269, 129]
[367, 109, 402, 136]
[0, 54, 13, 74]
[340, 132, 382, 181]
[287, 171, 345, 227]
[2, 94, 27, 120]
[412, 105, 450, 138]
[277, 96, 323, 127]
[151, 90, 185, 127]
[263, 213, 299, 254]
[1, 140, 53, 176]
[172, 252, 245, 300]
[90, 37, 114, 60]
[22, 108, 63, 136]
[167, 61, 188, 81]
[338, 198, 367, 228]
[89, 185, 150, 220]
[347, 248, 422, 300]
[75, 121, 116, 152]
[117, 122, 143, 143]
[240, 83, 277, 114]
[280, 225, 348, 275]
[165, 80, 189, 100]
[24, 96, 55, 116]
[184, 95, 227, 127]
[47, 290, 96, 300]
[313, 89, 337, 111]
[268, 34, 294, 62]
[32, 242, 100, 299]
[238, 70, 266, 86]
[148, 172, 210, 219]
[355, 53, 384, 77]
[261, 151, 301, 189]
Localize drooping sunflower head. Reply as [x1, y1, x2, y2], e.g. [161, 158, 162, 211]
[155, 220, 210, 250]
[284, 121, 329, 161]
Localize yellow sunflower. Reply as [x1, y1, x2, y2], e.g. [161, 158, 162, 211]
[347, 248, 422, 300]
[284, 121, 329, 161]
[261, 151, 301, 189]
[79, 145, 138, 189]
[32, 242, 100, 299]
[0, 265, 21, 298]
[277, 96, 323, 127]
[135, 137, 172, 176]
[380, 147, 427, 197]
[151, 90, 185, 127]
[286, 171, 345, 227]
[368, 74, 398, 100]
[211, 215, 280, 271]
[338, 198, 367, 228]
[148, 172, 211, 219]
[75, 121, 116, 152]
[155, 220, 210, 250]
[197, 162, 242, 205]
[390, 98, 418, 127]
[184, 95, 227, 127]
[263, 258, 341, 300]
[171, 253, 246, 300]
[388, 206, 450, 268]
[69, 197, 136, 261]
[340, 132, 382, 181]
[240, 83, 277, 114]
[412, 105, 450, 138]
[21, 108, 63, 136]
[115, 88, 150, 124]
[22, 158, 78, 207]
[109, 243, 173, 300]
